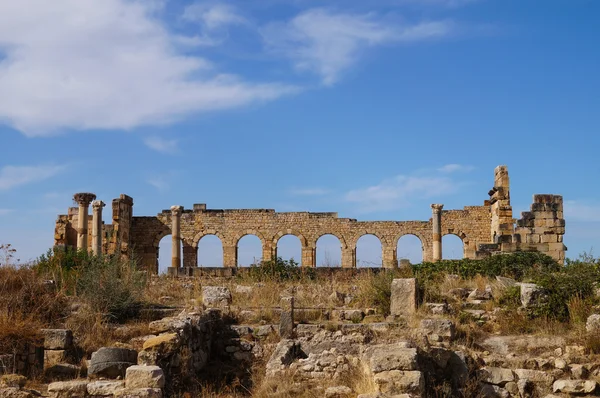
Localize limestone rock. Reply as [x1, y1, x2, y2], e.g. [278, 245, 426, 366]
[373, 370, 424, 395]
[586, 314, 600, 333]
[114, 388, 163, 398]
[48, 380, 89, 398]
[425, 303, 450, 315]
[41, 329, 73, 350]
[0, 388, 34, 398]
[514, 369, 554, 389]
[519, 283, 546, 308]
[552, 379, 597, 394]
[478, 367, 515, 386]
[324, 385, 353, 398]
[266, 339, 305, 376]
[141, 333, 178, 353]
[202, 286, 232, 308]
[390, 279, 417, 317]
[420, 319, 455, 341]
[88, 347, 138, 379]
[362, 344, 418, 373]
[87, 380, 125, 396]
[125, 366, 165, 389]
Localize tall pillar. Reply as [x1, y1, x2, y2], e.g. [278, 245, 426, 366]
[341, 247, 356, 268]
[91, 200, 105, 256]
[263, 243, 275, 263]
[223, 245, 238, 267]
[382, 245, 397, 268]
[301, 246, 316, 267]
[171, 206, 183, 268]
[431, 204, 444, 262]
[74, 193, 96, 252]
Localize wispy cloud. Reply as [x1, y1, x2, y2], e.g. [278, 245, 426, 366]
[288, 187, 330, 196]
[147, 172, 179, 192]
[0, 0, 295, 136]
[262, 8, 453, 85]
[144, 136, 179, 155]
[437, 164, 474, 173]
[0, 209, 12, 216]
[0, 165, 66, 191]
[183, 3, 247, 30]
[345, 172, 461, 213]
[564, 200, 600, 222]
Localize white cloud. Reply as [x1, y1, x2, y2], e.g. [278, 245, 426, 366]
[345, 174, 457, 213]
[0, 0, 295, 136]
[564, 200, 600, 222]
[437, 164, 474, 173]
[288, 187, 330, 196]
[0, 165, 66, 191]
[144, 136, 179, 154]
[262, 8, 453, 85]
[183, 3, 247, 30]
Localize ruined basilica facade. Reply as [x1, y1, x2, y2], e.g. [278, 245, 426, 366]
[53, 166, 566, 273]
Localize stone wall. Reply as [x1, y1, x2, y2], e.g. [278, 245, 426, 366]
[53, 165, 567, 272]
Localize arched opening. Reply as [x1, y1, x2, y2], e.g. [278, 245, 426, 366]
[316, 234, 342, 267]
[443, 234, 464, 260]
[356, 234, 382, 267]
[197, 235, 224, 267]
[397, 234, 423, 265]
[276, 234, 302, 266]
[157, 235, 182, 274]
[237, 235, 263, 267]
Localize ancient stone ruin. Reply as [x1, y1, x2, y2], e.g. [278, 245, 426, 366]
[53, 165, 566, 273]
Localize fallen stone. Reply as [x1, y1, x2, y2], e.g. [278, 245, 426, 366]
[202, 286, 232, 309]
[373, 370, 424, 395]
[478, 367, 515, 386]
[425, 303, 450, 315]
[125, 366, 165, 389]
[47, 380, 89, 398]
[390, 279, 417, 317]
[514, 369, 554, 388]
[88, 347, 138, 379]
[87, 380, 125, 396]
[362, 344, 418, 373]
[586, 314, 600, 333]
[420, 319, 455, 341]
[519, 283, 546, 308]
[552, 379, 597, 394]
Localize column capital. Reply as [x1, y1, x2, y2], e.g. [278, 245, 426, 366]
[170, 205, 184, 216]
[431, 204, 444, 213]
[74, 192, 97, 207]
[92, 200, 106, 211]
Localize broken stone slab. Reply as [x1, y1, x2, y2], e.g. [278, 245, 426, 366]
[519, 283, 547, 308]
[468, 286, 493, 300]
[87, 380, 125, 396]
[41, 329, 73, 350]
[514, 369, 555, 389]
[362, 344, 418, 373]
[420, 318, 456, 341]
[481, 336, 565, 356]
[88, 347, 138, 379]
[125, 366, 165, 389]
[373, 370, 424, 395]
[390, 279, 417, 317]
[265, 339, 305, 376]
[201, 286, 232, 309]
[552, 379, 597, 394]
[478, 367, 515, 386]
[47, 380, 89, 398]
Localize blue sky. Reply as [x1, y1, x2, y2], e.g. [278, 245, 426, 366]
[0, 0, 598, 269]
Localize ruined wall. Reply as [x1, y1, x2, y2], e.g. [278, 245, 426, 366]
[53, 165, 567, 272]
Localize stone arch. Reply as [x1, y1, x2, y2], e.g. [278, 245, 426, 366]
[234, 229, 267, 248]
[192, 230, 227, 248]
[354, 233, 384, 267]
[312, 231, 348, 250]
[272, 230, 308, 247]
[395, 233, 426, 264]
[349, 230, 387, 248]
[152, 228, 171, 249]
[442, 232, 466, 259]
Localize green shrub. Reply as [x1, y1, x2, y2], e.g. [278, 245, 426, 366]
[356, 269, 412, 316]
[243, 257, 316, 282]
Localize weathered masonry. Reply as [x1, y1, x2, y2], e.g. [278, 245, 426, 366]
[54, 166, 566, 273]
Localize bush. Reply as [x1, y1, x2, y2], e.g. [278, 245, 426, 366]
[356, 268, 412, 316]
[243, 257, 316, 282]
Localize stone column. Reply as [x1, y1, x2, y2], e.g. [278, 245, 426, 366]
[171, 206, 183, 268]
[223, 246, 238, 268]
[301, 246, 316, 267]
[91, 200, 105, 256]
[341, 247, 356, 268]
[182, 243, 197, 268]
[279, 296, 295, 338]
[431, 204, 444, 262]
[382, 245, 397, 268]
[74, 193, 97, 252]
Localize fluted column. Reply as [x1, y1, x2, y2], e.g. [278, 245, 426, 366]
[431, 204, 444, 261]
[91, 200, 105, 256]
[74, 193, 96, 252]
[171, 206, 183, 268]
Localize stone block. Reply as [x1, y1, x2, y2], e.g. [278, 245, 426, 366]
[586, 314, 600, 333]
[44, 350, 67, 366]
[478, 367, 515, 386]
[519, 283, 546, 308]
[279, 297, 294, 339]
[48, 380, 89, 398]
[125, 366, 165, 389]
[41, 329, 73, 350]
[420, 319, 456, 341]
[363, 345, 418, 373]
[553, 379, 596, 394]
[87, 380, 125, 396]
[88, 347, 138, 379]
[390, 279, 417, 317]
[373, 370, 424, 395]
[201, 286, 232, 309]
